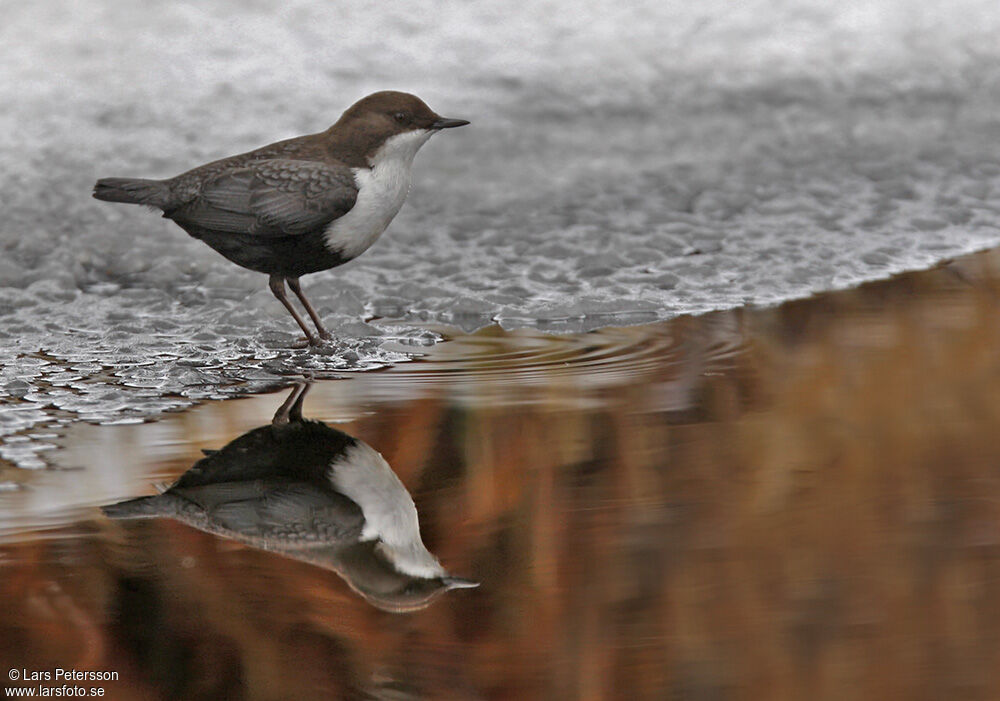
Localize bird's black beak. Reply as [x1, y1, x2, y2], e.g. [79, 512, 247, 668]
[431, 117, 470, 130]
[442, 576, 480, 590]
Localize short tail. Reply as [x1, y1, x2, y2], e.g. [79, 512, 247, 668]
[102, 494, 172, 520]
[93, 177, 168, 207]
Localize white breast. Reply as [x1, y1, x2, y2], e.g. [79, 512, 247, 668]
[327, 441, 445, 579]
[323, 129, 434, 260]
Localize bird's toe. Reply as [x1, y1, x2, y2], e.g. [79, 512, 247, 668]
[289, 336, 315, 350]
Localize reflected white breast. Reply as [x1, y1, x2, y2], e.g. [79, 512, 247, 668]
[323, 129, 433, 260]
[327, 441, 445, 579]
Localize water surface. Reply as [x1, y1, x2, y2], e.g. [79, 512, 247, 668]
[4, 251, 1000, 699]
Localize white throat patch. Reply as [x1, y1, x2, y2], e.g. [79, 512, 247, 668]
[323, 129, 434, 260]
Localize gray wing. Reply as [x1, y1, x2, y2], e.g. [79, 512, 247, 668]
[173, 480, 364, 543]
[168, 159, 358, 237]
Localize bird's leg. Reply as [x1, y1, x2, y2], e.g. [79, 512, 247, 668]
[272, 380, 311, 426]
[268, 275, 320, 346]
[287, 277, 331, 340]
[287, 378, 311, 422]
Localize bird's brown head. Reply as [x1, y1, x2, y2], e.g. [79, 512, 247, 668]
[325, 90, 469, 167]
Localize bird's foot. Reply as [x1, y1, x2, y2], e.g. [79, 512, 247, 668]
[289, 334, 331, 349]
[289, 335, 318, 349]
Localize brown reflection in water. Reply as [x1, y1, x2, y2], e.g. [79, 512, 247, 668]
[3, 251, 1000, 699]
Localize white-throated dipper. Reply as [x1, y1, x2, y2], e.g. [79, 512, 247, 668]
[93, 91, 469, 346]
[102, 382, 479, 613]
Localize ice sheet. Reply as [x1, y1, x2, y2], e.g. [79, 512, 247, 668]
[3, 0, 1000, 464]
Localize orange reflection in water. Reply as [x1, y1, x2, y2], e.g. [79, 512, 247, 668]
[4, 251, 1000, 699]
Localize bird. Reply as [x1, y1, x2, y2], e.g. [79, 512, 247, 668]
[93, 91, 469, 346]
[102, 382, 479, 613]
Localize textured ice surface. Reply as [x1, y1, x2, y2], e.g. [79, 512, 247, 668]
[4, 0, 1000, 463]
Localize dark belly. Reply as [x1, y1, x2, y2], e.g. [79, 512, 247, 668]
[176, 224, 348, 277]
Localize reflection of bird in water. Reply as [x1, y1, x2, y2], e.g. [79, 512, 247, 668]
[102, 382, 478, 612]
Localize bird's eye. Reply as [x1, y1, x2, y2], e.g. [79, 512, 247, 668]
[394, 112, 407, 123]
